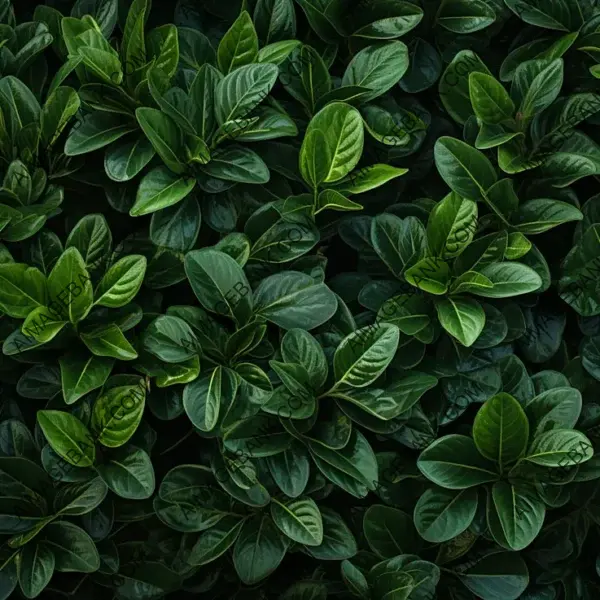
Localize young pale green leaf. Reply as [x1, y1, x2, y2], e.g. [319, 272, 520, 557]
[505, 233, 532, 260]
[405, 257, 450, 295]
[299, 102, 364, 187]
[316, 189, 362, 214]
[41, 86, 80, 149]
[334, 164, 408, 195]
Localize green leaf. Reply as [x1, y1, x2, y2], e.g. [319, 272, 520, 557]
[417, 435, 498, 489]
[405, 256, 450, 295]
[270, 497, 323, 546]
[434, 136, 497, 201]
[41, 86, 81, 149]
[143, 315, 200, 363]
[37, 410, 95, 468]
[104, 135, 156, 182]
[188, 516, 245, 566]
[363, 505, 420, 558]
[435, 296, 486, 347]
[233, 515, 287, 585]
[512, 199, 583, 234]
[18, 543, 55, 599]
[80, 324, 138, 361]
[305, 508, 357, 560]
[184, 248, 253, 325]
[370, 214, 427, 279]
[218, 11, 258, 74]
[487, 481, 545, 550]
[94, 255, 146, 307]
[342, 41, 409, 103]
[53, 477, 108, 516]
[183, 366, 238, 432]
[65, 113, 136, 156]
[136, 107, 187, 175]
[0, 263, 46, 318]
[473, 393, 529, 469]
[333, 323, 400, 388]
[334, 164, 408, 195]
[439, 50, 492, 124]
[216, 63, 278, 124]
[91, 383, 146, 447]
[316, 189, 363, 214]
[525, 430, 593, 467]
[201, 146, 270, 184]
[299, 102, 364, 187]
[130, 167, 196, 217]
[59, 354, 114, 405]
[414, 487, 478, 543]
[469, 72, 514, 124]
[43, 521, 100, 572]
[253, 271, 337, 330]
[437, 0, 495, 33]
[341, 560, 369, 599]
[504, 0, 580, 30]
[519, 59, 564, 121]
[427, 192, 478, 259]
[96, 445, 155, 499]
[459, 552, 529, 600]
[47, 247, 93, 324]
[475, 263, 542, 297]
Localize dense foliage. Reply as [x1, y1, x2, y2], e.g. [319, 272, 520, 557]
[1, 0, 600, 598]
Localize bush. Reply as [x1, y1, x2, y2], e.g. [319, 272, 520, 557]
[0, 0, 599, 598]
